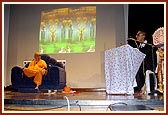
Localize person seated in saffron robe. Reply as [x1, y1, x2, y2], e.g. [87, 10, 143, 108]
[23, 52, 47, 90]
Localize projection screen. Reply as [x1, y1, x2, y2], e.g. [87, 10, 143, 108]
[39, 6, 96, 54]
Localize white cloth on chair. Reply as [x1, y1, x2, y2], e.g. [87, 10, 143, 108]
[145, 70, 157, 94]
[105, 45, 146, 94]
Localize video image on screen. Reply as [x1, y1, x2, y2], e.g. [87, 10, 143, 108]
[39, 6, 96, 54]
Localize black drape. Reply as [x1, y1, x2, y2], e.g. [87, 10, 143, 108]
[128, 40, 157, 91]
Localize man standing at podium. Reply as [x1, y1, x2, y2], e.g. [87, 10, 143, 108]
[128, 31, 157, 94]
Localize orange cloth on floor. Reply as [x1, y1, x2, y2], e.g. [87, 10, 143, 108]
[23, 59, 47, 85]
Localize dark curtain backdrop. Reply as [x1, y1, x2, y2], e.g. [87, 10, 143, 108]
[128, 4, 164, 44]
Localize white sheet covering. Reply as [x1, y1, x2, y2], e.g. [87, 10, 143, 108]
[105, 45, 146, 94]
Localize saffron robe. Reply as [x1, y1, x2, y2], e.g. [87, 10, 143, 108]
[23, 59, 47, 85]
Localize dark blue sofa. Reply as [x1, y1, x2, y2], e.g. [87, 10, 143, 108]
[11, 54, 66, 92]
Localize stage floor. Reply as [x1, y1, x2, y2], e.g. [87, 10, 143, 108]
[4, 91, 164, 112]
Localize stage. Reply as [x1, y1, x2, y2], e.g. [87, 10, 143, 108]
[4, 90, 164, 112]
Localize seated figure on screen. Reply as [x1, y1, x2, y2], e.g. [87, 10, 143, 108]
[59, 46, 66, 53]
[23, 52, 47, 90]
[87, 45, 95, 52]
[128, 31, 157, 94]
[67, 46, 71, 53]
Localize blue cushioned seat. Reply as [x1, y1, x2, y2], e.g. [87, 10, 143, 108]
[11, 54, 66, 93]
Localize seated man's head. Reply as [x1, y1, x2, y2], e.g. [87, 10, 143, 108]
[34, 52, 41, 61]
[136, 31, 146, 43]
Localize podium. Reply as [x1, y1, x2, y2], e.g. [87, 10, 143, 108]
[105, 45, 146, 94]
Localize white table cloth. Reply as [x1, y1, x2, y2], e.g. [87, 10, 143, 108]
[105, 45, 146, 94]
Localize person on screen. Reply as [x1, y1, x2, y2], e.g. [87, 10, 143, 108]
[87, 45, 95, 52]
[59, 46, 66, 53]
[128, 31, 157, 94]
[23, 52, 47, 90]
[67, 46, 71, 53]
[40, 47, 44, 54]
[78, 27, 85, 41]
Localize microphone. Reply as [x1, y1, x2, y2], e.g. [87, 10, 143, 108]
[127, 38, 136, 41]
[127, 38, 155, 47]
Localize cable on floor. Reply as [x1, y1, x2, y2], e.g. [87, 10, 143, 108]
[106, 102, 127, 111]
[4, 105, 67, 111]
[75, 100, 81, 111]
[4, 101, 82, 111]
[64, 96, 70, 111]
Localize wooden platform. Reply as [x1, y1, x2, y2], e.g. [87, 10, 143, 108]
[3, 91, 165, 112]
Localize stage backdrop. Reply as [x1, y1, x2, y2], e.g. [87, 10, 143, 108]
[39, 6, 96, 54]
[5, 4, 127, 88]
